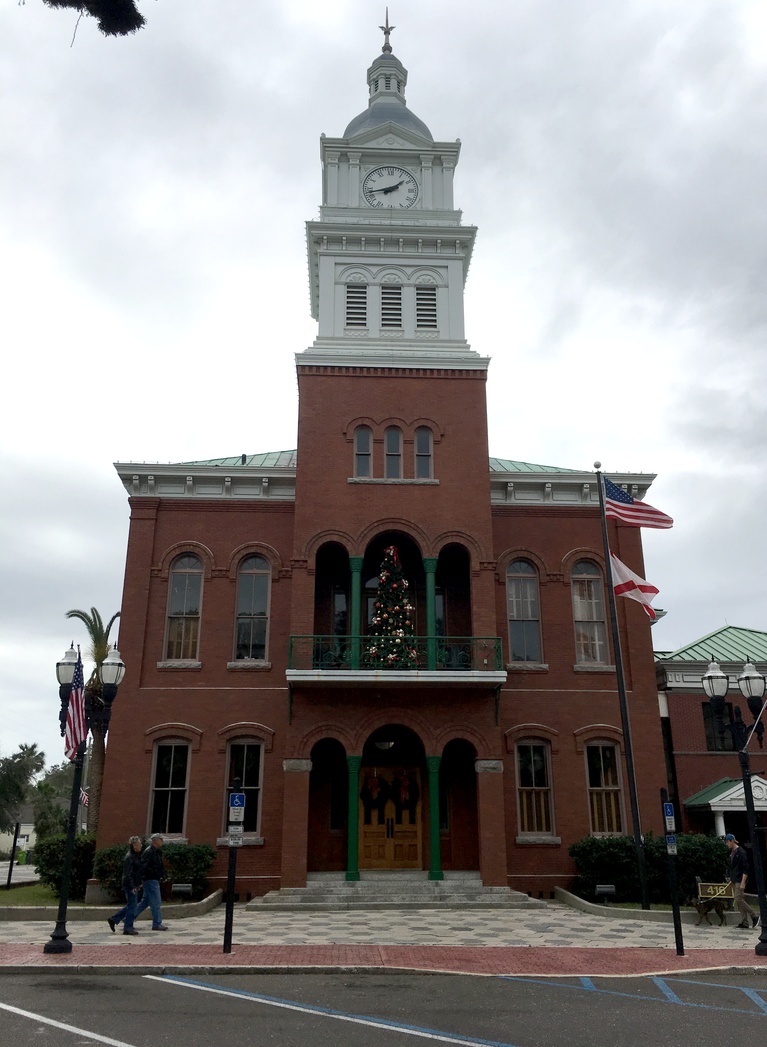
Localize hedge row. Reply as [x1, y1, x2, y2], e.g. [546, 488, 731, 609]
[92, 842, 216, 902]
[569, 832, 729, 904]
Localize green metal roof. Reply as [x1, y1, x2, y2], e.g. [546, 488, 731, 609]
[488, 457, 581, 474]
[659, 626, 767, 664]
[684, 778, 739, 809]
[176, 451, 581, 474]
[179, 450, 298, 469]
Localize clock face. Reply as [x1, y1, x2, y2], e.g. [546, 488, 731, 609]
[362, 166, 419, 209]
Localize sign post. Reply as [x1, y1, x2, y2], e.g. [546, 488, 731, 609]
[223, 783, 245, 954]
[661, 788, 684, 956]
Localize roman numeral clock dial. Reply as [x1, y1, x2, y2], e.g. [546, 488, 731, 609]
[362, 166, 419, 208]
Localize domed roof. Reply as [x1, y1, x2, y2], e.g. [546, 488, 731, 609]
[344, 101, 433, 141]
[343, 47, 433, 142]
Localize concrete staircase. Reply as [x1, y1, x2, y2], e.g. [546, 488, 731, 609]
[246, 870, 547, 912]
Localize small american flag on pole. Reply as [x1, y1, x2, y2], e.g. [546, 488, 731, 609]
[64, 650, 87, 761]
[80, 788, 89, 807]
[604, 476, 673, 529]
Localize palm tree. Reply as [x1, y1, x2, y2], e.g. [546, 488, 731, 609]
[66, 607, 120, 837]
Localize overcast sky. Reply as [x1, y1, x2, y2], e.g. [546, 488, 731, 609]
[2, 0, 766, 768]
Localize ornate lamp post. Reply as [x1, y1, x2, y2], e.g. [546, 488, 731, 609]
[702, 656, 767, 957]
[44, 643, 125, 954]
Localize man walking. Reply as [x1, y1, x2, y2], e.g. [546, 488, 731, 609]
[107, 835, 143, 936]
[726, 833, 759, 929]
[134, 832, 169, 930]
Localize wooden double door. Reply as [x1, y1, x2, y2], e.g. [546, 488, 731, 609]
[359, 766, 422, 869]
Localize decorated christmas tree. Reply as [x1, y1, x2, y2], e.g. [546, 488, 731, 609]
[366, 545, 418, 669]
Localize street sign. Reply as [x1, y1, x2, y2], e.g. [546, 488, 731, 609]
[663, 802, 676, 832]
[665, 833, 677, 856]
[228, 806, 244, 823]
[228, 835, 243, 847]
[227, 824, 243, 835]
[230, 792, 246, 808]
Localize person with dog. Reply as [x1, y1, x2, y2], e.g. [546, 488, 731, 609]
[726, 833, 759, 929]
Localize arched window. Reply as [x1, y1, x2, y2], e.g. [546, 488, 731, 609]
[571, 560, 607, 664]
[586, 743, 623, 834]
[384, 426, 402, 479]
[507, 559, 542, 662]
[516, 741, 553, 835]
[414, 426, 433, 479]
[166, 554, 203, 660]
[226, 739, 263, 834]
[234, 555, 271, 660]
[151, 741, 189, 835]
[354, 426, 372, 477]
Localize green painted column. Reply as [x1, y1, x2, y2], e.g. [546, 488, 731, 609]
[345, 755, 362, 881]
[424, 557, 438, 670]
[349, 557, 364, 670]
[426, 755, 444, 880]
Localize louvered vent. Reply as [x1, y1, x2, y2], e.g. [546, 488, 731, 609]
[345, 284, 368, 327]
[381, 285, 403, 328]
[415, 286, 438, 329]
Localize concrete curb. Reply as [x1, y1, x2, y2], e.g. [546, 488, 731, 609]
[0, 889, 223, 922]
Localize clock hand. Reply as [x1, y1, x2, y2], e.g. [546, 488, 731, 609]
[382, 179, 405, 194]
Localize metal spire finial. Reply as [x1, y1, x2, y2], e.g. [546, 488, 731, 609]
[379, 8, 395, 53]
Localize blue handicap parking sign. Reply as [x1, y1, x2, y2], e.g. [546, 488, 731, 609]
[229, 792, 246, 807]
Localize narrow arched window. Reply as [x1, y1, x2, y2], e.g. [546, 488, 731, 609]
[516, 741, 553, 835]
[507, 560, 542, 662]
[384, 426, 402, 479]
[226, 739, 263, 834]
[571, 560, 607, 664]
[354, 426, 372, 477]
[414, 426, 433, 479]
[586, 743, 623, 834]
[235, 555, 271, 660]
[166, 554, 203, 660]
[151, 741, 189, 835]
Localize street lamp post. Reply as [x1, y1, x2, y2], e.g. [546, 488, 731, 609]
[44, 643, 125, 955]
[702, 656, 767, 957]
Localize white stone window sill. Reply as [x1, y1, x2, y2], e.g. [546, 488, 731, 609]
[573, 664, 616, 673]
[348, 477, 439, 485]
[515, 835, 562, 846]
[216, 836, 264, 847]
[227, 661, 272, 671]
[156, 661, 202, 670]
[506, 663, 549, 672]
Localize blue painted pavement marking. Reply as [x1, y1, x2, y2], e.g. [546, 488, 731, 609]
[146, 974, 523, 1046]
[501, 975, 767, 1017]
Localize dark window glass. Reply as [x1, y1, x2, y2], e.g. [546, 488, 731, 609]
[355, 426, 372, 477]
[517, 742, 552, 833]
[702, 702, 735, 752]
[166, 555, 203, 660]
[235, 555, 270, 660]
[572, 560, 607, 664]
[151, 743, 189, 834]
[586, 743, 623, 834]
[507, 560, 542, 662]
[228, 741, 262, 833]
[415, 426, 433, 478]
[385, 427, 402, 479]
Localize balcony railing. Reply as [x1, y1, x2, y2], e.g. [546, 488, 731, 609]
[288, 635, 503, 673]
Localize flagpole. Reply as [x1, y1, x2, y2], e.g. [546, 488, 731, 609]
[594, 463, 650, 911]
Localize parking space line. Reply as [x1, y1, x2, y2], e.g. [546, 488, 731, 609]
[0, 1001, 138, 1046]
[145, 974, 521, 1047]
[651, 978, 684, 1004]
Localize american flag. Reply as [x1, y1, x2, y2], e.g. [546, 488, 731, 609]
[80, 788, 89, 807]
[64, 650, 87, 761]
[604, 476, 673, 529]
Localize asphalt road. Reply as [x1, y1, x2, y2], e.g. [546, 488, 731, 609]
[1, 970, 766, 1046]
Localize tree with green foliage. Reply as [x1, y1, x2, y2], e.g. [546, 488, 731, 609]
[31, 761, 75, 842]
[0, 744, 45, 833]
[66, 606, 120, 837]
[41, 0, 146, 38]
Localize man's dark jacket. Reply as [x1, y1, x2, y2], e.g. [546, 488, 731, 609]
[141, 844, 165, 882]
[729, 845, 750, 882]
[121, 849, 142, 893]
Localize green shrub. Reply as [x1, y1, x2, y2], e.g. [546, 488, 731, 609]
[34, 834, 96, 900]
[92, 842, 217, 902]
[569, 832, 729, 904]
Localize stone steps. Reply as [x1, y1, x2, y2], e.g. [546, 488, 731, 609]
[246, 872, 546, 912]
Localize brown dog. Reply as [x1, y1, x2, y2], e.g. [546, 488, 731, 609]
[691, 897, 726, 925]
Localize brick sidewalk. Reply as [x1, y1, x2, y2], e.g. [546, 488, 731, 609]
[2, 942, 765, 977]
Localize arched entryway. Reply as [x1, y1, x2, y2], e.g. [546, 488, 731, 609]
[307, 738, 348, 871]
[359, 724, 426, 870]
[439, 738, 479, 870]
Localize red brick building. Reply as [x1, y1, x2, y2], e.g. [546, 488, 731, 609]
[98, 39, 666, 899]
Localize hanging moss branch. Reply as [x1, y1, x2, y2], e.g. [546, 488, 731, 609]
[42, 0, 147, 37]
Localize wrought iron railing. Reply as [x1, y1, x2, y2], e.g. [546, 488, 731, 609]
[288, 635, 503, 672]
